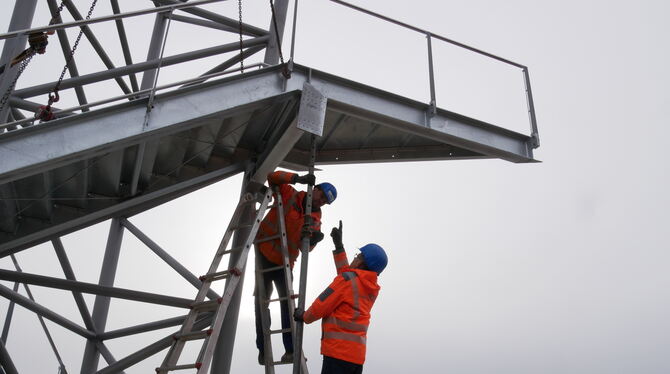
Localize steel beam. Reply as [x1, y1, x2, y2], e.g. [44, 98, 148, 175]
[81, 218, 124, 373]
[0, 0, 38, 123]
[0, 283, 19, 344]
[153, 0, 268, 37]
[0, 163, 245, 256]
[0, 0, 228, 40]
[170, 14, 240, 33]
[0, 283, 94, 339]
[263, 0, 289, 65]
[0, 340, 18, 374]
[110, 0, 139, 92]
[46, 0, 89, 112]
[61, 0, 132, 95]
[10, 255, 66, 371]
[98, 314, 189, 341]
[0, 269, 193, 308]
[1, 68, 282, 185]
[120, 218, 220, 300]
[11, 36, 269, 99]
[96, 314, 213, 374]
[52, 238, 99, 331]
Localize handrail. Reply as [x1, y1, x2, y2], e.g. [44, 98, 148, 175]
[329, 0, 526, 69]
[328, 0, 539, 146]
[0, 63, 268, 132]
[0, 0, 234, 41]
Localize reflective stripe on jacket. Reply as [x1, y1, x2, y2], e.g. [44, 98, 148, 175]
[256, 171, 321, 268]
[303, 250, 381, 365]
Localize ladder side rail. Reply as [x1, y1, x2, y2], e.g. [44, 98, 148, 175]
[196, 188, 274, 374]
[255, 222, 276, 372]
[293, 135, 317, 373]
[275, 186, 309, 372]
[158, 191, 261, 372]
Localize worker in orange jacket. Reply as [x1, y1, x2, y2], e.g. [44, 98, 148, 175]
[255, 170, 337, 365]
[294, 221, 388, 374]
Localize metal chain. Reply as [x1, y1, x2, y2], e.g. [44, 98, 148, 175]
[53, 0, 98, 95]
[238, 0, 244, 73]
[0, 53, 35, 116]
[50, 1, 67, 24]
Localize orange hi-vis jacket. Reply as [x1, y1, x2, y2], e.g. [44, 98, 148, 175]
[256, 171, 322, 268]
[303, 248, 381, 365]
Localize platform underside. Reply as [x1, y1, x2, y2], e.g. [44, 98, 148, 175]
[0, 64, 535, 255]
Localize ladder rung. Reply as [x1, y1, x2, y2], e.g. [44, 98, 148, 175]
[217, 246, 242, 256]
[261, 264, 286, 273]
[174, 329, 212, 342]
[199, 269, 237, 282]
[190, 298, 222, 311]
[254, 234, 281, 244]
[157, 362, 203, 372]
[229, 223, 253, 231]
[269, 328, 292, 334]
[266, 295, 298, 303]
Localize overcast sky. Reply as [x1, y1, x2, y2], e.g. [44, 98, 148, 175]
[1, 0, 669, 373]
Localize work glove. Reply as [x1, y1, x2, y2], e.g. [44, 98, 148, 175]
[293, 174, 315, 186]
[330, 220, 344, 253]
[310, 231, 324, 246]
[294, 308, 304, 322]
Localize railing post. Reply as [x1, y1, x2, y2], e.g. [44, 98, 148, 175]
[426, 33, 437, 118]
[522, 67, 540, 148]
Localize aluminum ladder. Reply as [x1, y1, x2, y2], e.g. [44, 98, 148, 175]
[255, 186, 309, 373]
[156, 187, 273, 373]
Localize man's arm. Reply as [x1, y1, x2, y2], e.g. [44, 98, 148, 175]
[297, 277, 347, 324]
[330, 221, 349, 274]
[267, 171, 315, 186]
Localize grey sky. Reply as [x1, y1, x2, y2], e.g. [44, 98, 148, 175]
[1, 0, 669, 373]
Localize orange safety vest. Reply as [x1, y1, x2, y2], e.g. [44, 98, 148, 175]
[256, 171, 322, 268]
[303, 250, 381, 365]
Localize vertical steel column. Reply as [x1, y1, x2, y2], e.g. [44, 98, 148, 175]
[263, 0, 289, 65]
[522, 67, 540, 148]
[80, 218, 125, 374]
[0, 0, 38, 124]
[211, 163, 254, 374]
[426, 33, 437, 118]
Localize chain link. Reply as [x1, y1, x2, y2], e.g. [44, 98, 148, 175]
[0, 53, 35, 116]
[53, 0, 98, 95]
[238, 0, 244, 73]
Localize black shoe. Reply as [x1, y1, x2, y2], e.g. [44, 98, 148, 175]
[280, 352, 293, 363]
[258, 351, 264, 365]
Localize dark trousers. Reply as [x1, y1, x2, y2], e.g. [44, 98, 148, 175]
[255, 254, 293, 354]
[322, 356, 363, 374]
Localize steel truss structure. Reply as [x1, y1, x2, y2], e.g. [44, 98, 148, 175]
[0, 0, 540, 373]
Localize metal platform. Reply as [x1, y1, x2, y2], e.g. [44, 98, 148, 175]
[0, 1, 539, 373]
[0, 62, 536, 255]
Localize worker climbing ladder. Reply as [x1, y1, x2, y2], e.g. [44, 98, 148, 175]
[255, 185, 309, 373]
[256, 134, 317, 374]
[156, 187, 274, 373]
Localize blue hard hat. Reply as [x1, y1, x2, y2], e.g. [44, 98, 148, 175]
[317, 182, 337, 204]
[360, 243, 388, 275]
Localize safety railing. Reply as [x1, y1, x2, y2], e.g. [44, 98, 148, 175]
[288, 0, 540, 148]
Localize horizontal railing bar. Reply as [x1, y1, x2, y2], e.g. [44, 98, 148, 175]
[329, 0, 526, 69]
[0, 63, 268, 131]
[0, 0, 228, 41]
